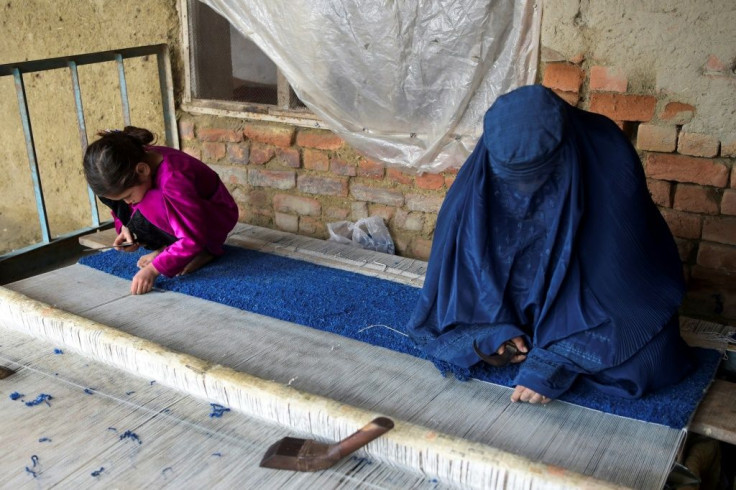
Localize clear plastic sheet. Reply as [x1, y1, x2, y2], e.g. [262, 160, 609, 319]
[200, 0, 540, 172]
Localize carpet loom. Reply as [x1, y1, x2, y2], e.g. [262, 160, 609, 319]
[0, 223, 728, 489]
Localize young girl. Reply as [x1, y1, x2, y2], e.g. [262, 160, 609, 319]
[83, 126, 239, 295]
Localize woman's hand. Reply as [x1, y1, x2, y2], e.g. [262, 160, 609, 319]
[503, 336, 529, 364]
[114, 226, 139, 252]
[511, 385, 552, 404]
[131, 264, 159, 295]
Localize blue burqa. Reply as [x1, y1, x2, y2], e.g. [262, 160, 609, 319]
[407, 85, 694, 399]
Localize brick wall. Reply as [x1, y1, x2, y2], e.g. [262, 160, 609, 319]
[178, 116, 455, 261]
[543, 61, 735, 322]
[179, 62, 734, 324]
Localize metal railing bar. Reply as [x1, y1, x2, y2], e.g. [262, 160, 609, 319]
[68, 60, 100, 227]
[13, 68, 51, 243]
[0, 44, 168, 76]
[157, 48, 179, 149]
[0, 223, 112, 261]
[115, 53, 131, 127]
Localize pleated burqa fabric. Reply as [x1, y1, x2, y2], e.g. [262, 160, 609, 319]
[407, 85, 693, 399]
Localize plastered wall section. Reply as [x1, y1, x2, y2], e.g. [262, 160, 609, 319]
[0, 0, 180, 254]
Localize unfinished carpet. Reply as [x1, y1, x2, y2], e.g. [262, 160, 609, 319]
[79, 246, 721, 429]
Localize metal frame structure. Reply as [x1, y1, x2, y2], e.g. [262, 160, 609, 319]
[0, 44, 178, 260]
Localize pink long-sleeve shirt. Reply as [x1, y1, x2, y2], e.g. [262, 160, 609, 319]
[111, 146, 238, 277]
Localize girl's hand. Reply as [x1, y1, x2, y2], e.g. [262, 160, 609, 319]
[131, 264, 159, 295]
[114, 226, 139, 252]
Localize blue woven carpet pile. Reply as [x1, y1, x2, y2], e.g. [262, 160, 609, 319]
[79, 246, 721, 429]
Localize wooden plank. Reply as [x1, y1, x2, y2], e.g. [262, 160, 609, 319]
[689, 379, 736, 446]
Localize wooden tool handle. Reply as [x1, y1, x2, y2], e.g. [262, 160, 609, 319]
[335, 417, 394, 456]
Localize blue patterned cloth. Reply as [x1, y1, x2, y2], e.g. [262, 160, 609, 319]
[407, 85, 694, 399]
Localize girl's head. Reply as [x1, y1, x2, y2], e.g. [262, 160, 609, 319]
[83, 126, 156, 199]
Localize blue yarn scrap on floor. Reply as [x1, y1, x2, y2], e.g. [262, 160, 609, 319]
[79, 246, 721, 429]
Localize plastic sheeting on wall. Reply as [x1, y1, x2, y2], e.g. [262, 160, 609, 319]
[200, 0, 540, 173]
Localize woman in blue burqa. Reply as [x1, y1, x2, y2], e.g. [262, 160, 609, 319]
[407, 85, 694, 404]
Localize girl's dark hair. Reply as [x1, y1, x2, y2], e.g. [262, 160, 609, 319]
[83, 126, 156, 196]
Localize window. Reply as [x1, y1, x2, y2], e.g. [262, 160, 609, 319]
[183, 0, 313, 122]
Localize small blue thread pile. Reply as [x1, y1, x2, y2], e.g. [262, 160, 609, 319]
[79, 246, 722, 428]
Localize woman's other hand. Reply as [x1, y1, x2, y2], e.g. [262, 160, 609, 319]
[511, 385, 552, 404]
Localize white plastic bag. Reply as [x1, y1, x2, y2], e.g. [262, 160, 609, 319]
[327, 216, 395, 254]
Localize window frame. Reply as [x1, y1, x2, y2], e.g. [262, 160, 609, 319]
[178, 0, 324, 129]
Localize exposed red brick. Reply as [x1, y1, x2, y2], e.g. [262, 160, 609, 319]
[674, 237, 696, 263]
[303, 149, 329, 171]
[202, 142, 226, 161]
[298, 175, 348, 196]
[351, 202, 369, 219]
[405, 193, 444, 214]
[246, 189, 269, 207]
[660, 102, 695, 124]
[357, 157, 384, 179]
[182, 146, 201, 160]
[647, 179, 672, 207]
[637, 124, 677, 152]
[415, 172, 445, 190]
[589, 66, 627, 92]
[673, 184, 719, 215]
[702, 216, 736, 246]
[368, 205, 396, 224]
[248, 168, 295, 190]
[569, 52, 585, 65]
[541, 63, 585, 93]
[249, 143, 275, 165]
[387, 167, 414, 185]
[722, 189, 736, 216]
[273, 193, 321, 216]
[274, 212, 299, 233]
[178, 120, 195, 140]
[198, 128, 242, 143]
[589, 93, 656, 122]
[394, 209, 425, 232]
[325, 206, 350, 220]
[243, 123, 294, 147]
[678, 132, 719, 158]
[296, 130, 344, 150]
[551, 89, 580, 106]
[721, 136, 736, 158]
[410, 237, 433, 261]
[660, 208, 702, 239]
[697, 241, 736, 272]
[227, 143, 249, 164]
[691, 264, 734, 285]
[350, 183, 404, 206]
[299, 216, 324, 235]
[683, 266, 736, 320]
[276, 147, 301, 168]
[209, 164, 247, 187]
[445, 173, 457, 189]
[330, 157, 357, 177]
[704, 54, 726, 72]
[645, 153, 729, 187]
